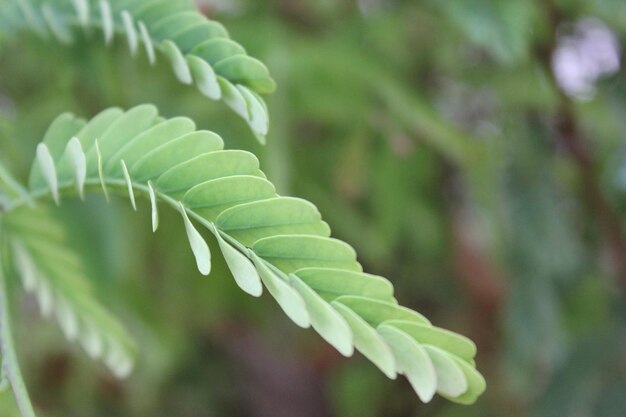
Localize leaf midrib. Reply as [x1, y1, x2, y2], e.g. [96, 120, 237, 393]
[10, 176, 251, 257]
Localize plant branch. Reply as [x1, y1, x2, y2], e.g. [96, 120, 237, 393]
[0, 223, 37, 417]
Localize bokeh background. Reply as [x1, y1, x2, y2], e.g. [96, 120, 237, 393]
[2, 0, 626, 416]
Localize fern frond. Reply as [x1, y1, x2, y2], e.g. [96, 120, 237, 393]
[6, 105, 486, 404]
[0, 0, 274, 141]
[3, 205, 136, 378]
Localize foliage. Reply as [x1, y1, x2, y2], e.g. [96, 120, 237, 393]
[2, 101, 485, 409]
[1, 0, 626, 417]
[0, 0, 274, 141]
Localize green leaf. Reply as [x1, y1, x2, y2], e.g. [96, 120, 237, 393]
[30, 112, 85, 189]
[107, 117, 196, 175]
[85, 104, 158, 174]
[132, 1, 189, 25]
[179, 202, 211, 275]
[138, 21, 156, 64]
[289, 274, 354, 357]
[423, 345, 468, 398]
[249, 251, 310, 328]
[216, 197, 330, 246]
[171, 22, 229, 53]
[187, 55, 221, 100]
[55, 107, 122, 182]
[214, 55, 276, 94]
[70, 0, 90, 27]
[64, 137, 86, 199]
[378, 324, 437, 403]
[238, 85, 270, 136]
[132, 131, 223, 181]
[332, 301, 396, 378]
[161, 39, 192, 84]
[148, 181, 159, 232]
[184, 175, 276, 220]
[41, 113, 86, 158]
[99, 0, 114, 44]
[441, 356, 486, 405]
[218, 77, 249, 120]
[253, 235, 360, 273]
[95, 139, 109, 201]
[155, 150, 261, 194]
[209, 224, 263, 297]
[120, 160, 137, 211]
[74, 107, 124, 151]
[192, 38, 246, 65]
[121, 10, 138, 55]
[35, 143, 59, 205]
[384, 320, 476, 362]
[296, 268, 394, 302]
[149, 11, 208, 39]
[335, 296, 430, 327]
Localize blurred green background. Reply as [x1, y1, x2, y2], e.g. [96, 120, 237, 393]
[2, 0, 626, 416]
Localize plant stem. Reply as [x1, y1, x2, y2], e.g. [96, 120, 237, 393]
[0, 226, 37, 417]
[6, 178, 252, 256]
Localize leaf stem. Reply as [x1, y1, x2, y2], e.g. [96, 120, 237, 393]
[6, 178, 253, 255]
[0, 223, 37, 417]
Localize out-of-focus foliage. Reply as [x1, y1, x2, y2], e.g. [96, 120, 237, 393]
[1, 0, 626, 416]
[0, 0, 275, 141]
